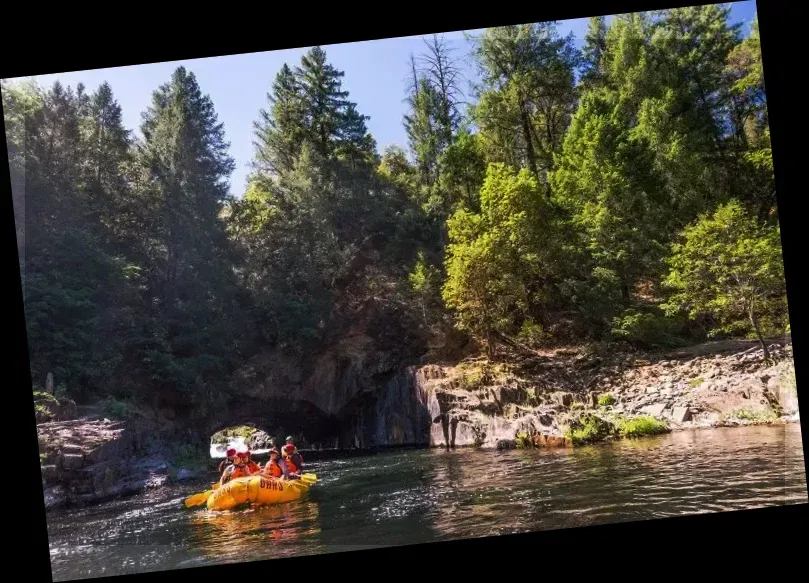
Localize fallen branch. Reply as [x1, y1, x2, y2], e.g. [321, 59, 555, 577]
[492, 331, 540, 358]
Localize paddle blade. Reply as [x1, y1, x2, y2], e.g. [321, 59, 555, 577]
[184, 490, 213, 508]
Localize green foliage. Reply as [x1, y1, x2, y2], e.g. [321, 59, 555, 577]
[614, 415, 670, 438]
[564, 413, 616, 446]
[719, 408, 778, 424]
[7, 9, 785, 426]
[100, 397, 130, 420]
[597, 393, 616, 407]
[517, 319, 551, 348]
[662, 200, 787, 347]
[470, 23, 578, 190]
[443, 163, 558, 355]
[610, 306, 690, 348]
[460, 371, 484, 390]
[168, 443, 208, 471]
[211, 425, 259, 444]
[515, 431, 532, 448]
[689, 377, 705, 389]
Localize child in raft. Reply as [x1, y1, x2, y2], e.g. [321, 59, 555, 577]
[282, 443, 304, 478]
[218, 447, 237, 473]
[263, 448, 291, 479]
[219, 449, 259, 486]
[243, 448, 261, 474]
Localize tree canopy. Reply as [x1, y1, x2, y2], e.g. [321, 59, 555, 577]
[5, 8, 787, 412]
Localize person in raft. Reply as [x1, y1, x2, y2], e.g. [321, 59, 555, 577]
[263, 448, 290, 479]
[218, 447, 237, 473]
[243, 449, 261, 474]
[282, 443, 304, 478]
[220, 450, 254, 486]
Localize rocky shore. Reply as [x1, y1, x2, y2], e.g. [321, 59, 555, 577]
[37, 417, 206, 511]
[37, 336, 799, 510]
[402, 337, 798, 449]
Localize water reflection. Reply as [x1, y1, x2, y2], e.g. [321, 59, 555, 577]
[187, 498, 322, 563]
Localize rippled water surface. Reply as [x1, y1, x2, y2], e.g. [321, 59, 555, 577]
[47, 424, 808, 581]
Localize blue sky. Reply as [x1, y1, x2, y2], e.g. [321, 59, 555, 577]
[16, 2, 756, 197]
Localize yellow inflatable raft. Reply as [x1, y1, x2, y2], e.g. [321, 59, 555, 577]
[206, 474, 316, 511]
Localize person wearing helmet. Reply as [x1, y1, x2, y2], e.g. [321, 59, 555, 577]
[218, 447, 237, 473]
[282, 443, 304, 478]
[243, 448, 261, 474]
[263, 448, 290, 479]
[219, 450, 253, 486]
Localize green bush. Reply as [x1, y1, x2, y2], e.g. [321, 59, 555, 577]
[720, 408, 778, 424]
[598, 393, 616, 407]
[517, 319, 551, 348]
[688, 377, 705, 388]
[515, 431, 532, 448]
[101, 397, 130, 419]
[564, 413, 616, 446]
[611, 307, 689, 349]
[615, 416, 670, 438]
[169, 443, 208, 473]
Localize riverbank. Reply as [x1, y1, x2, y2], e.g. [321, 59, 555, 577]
[409, 336, 798, 449]
[36, 335, 800, 509]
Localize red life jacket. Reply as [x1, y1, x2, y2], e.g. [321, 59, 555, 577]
[285, 452, 303, 474]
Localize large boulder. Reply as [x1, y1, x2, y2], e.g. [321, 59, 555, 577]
[34, 392, 77, 424]
[38, 418, 173, 509]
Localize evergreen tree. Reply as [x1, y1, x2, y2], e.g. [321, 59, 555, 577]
[581, 16, 608, 87]
[471, 23, 578, 195]
[294, 46, 375, 164]
[253, 64, 306, 177]
[135, 67, 239, 410]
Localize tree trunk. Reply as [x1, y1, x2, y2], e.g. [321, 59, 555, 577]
[749, 310, 770, 361]
[620, 279, 630, 302]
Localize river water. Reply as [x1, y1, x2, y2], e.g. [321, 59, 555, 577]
[47, 424, 808, 581]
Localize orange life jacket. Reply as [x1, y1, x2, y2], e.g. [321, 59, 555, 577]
[266, 459, 283, 478]
[222, 464, 250, 483]
[246, 460, 261, 474]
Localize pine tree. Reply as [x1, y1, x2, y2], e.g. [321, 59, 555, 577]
[253, 64, 306, 177]
[293, 46, 375, 163]
[8, 81, 123, 397]
[136, 67, 239, 407]
[581, 16, 608, 87]
[471, 23, 578, 195]
[404, 76, 442, 186]
[419, 34, 463, 148]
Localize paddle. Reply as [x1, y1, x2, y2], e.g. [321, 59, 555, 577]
[289, 473, 317, 487]
[184, 488, 216, 508]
